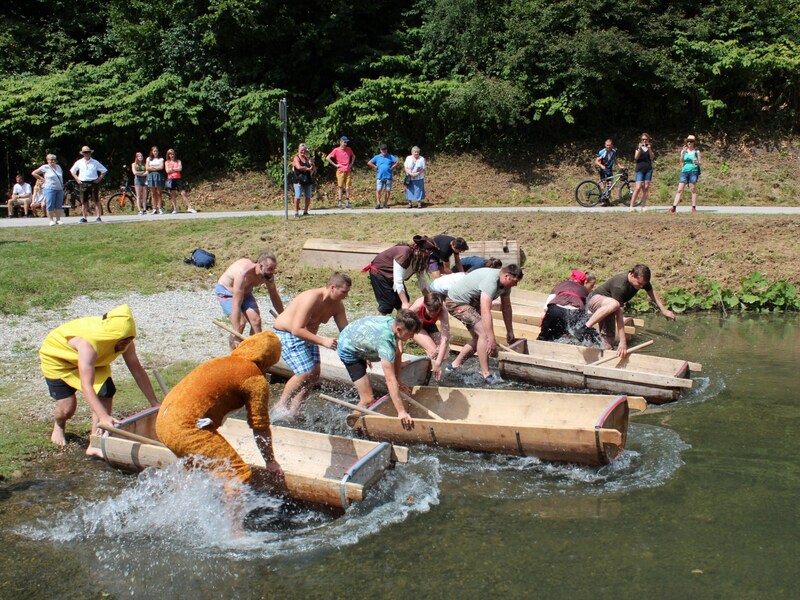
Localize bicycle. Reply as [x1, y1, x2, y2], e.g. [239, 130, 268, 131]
[575, 167, 639, 208]
[106, 172, 152, 213]
[62, 180, 81, 216]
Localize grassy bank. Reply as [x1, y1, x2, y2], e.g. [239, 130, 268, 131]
[186, 134, 800, 212]
[2, 212, 799, 316]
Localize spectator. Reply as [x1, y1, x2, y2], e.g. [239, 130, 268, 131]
[70, 145, 107, 223]
[630, 133, 654, 211]
[145, 146, 165, 215]
[430, 234, 469, 278]
[670, 135, 702, 213]
[367, 144, 400, 209]
[6, 173, 32, 217]
[32, 154, 65, 225]
[594, 139, 624, 203]
[292, 143, 315, 218]
[165, 148, 197, 214]
[326, 136, 355, 209]
[131, 152, 148, 216]
[29, 179, 45, 218]
[404, 146, 426, 208]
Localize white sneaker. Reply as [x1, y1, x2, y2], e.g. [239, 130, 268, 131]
[170, 209, 177, 214]
[158, 208, 164, 215]
[187, 207, 197, 213]
[138, 210, 143, 216]
[56, 220, 62, 225]
[48, 220, 56, 226]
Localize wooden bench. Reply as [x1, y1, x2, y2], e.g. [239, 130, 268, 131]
[299, 238, 522, 270]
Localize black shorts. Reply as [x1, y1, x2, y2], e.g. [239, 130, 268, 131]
[165, 178, 186, 191]
[343, 360, 368, 382]
[422, 323, 439, 336]
[369, 272, 404, 314]
[45, 376, 116, 400]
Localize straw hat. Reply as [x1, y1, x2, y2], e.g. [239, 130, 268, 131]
[80, 145, 94, 154]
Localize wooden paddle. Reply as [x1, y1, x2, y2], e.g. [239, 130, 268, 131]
[319, 393, 383, 416]
[399, 391, 445, 421]
[213, 319, 246, 340]
[589, 340, 654, 366]
[98, 423, 167, 447]
[153, 369, 170, 395]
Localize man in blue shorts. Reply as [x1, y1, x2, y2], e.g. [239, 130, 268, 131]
[216, 253, 284, 348]
[270, 273, 351, 422]
[367, 144, 400, 209]
[336, 310, 421, 428]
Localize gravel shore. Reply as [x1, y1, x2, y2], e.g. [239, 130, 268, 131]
[0, 288, 312, 420]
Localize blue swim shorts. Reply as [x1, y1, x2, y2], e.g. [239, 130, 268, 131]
[274, 328, 320, 375]
[215, 283, 259, 317]
[679, 170, 699, 184]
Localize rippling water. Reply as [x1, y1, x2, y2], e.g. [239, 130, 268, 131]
[2, 315, 798, 599]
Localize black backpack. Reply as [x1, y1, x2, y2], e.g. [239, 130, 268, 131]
[184, 248, 216, 269]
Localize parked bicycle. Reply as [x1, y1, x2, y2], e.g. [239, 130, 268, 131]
[62, 180, 81, 216]
[575, 167, 638, 208]
[106, 171, 151, 213]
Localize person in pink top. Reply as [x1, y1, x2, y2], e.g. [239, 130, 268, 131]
[164, 149, 197, 214]
[326, 136, 355, 209]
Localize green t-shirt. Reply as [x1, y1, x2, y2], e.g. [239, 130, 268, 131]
[337, 316, 397, 363]
[447, 268, 509, 306]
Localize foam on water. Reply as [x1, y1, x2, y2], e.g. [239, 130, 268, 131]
[430, 423, 689, 500]
[17, 454, 441, 560]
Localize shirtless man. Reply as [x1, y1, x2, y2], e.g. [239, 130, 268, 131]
[215, 252, 285, 348]
[270, 273, 352, 421]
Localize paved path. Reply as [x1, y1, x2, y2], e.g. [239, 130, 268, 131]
[2, 204, 799, 228]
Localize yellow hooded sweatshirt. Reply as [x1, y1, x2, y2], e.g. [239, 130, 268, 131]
[39, 305, 137, 392]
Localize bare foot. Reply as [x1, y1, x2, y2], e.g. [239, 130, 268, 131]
[51, 424, 67, 446]
[85, 445, 104, 458]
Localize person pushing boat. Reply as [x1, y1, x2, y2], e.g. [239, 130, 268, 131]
[270, 272, 352, 422]
[156, 331, 285, 493]
[336, 310, 422, 428]
[216, 252, 285, 348]
[39, 304, 160, 456]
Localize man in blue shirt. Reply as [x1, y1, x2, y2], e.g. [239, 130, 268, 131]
[594, 139, 625, 204]
[367, 144, 400, 209]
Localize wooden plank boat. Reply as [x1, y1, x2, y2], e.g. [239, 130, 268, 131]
[511, 288, 645, 328]
[299, 238, 522, 271]
[268, 346, 431, 391]
[346, 386, 647, 465]
[89, 406, 409, 510]
[496, 339, 702, 404]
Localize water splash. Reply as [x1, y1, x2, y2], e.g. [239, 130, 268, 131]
[429, 423, 689, 500]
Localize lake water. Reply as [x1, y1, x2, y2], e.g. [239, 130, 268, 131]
[1, 315, 797, 599]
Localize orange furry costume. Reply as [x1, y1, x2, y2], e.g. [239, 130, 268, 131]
[156, 331, 282, 482]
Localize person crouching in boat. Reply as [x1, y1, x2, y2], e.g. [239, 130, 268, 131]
[336, 310, 422, 428]
[156, 331, 285, 494]
[537, 270, 600, 345]
[407, 290, 451, 381]
[39, 304, 160, 456]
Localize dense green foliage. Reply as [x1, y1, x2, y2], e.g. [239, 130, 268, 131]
[1, 0, 799, 182]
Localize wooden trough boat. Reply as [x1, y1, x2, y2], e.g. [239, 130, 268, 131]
[346, 386, 647, 466]
[497, 339, 702, 404]
[299, 238, 522, 271]
[269, 346, 432, 391]
[510, 289, 645, 329]
[89, 406, 409, 510]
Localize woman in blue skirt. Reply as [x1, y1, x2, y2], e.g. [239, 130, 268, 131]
[404, 146, 426, 208]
